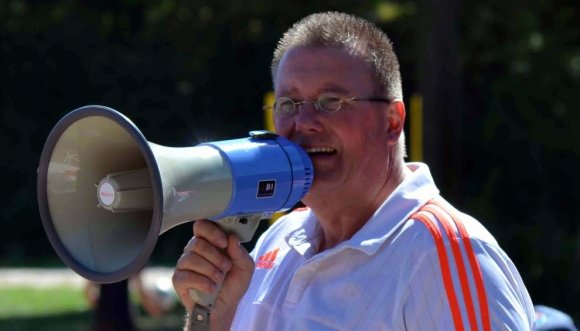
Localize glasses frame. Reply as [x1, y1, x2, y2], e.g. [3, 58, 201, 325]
[263, 93, 391, 117]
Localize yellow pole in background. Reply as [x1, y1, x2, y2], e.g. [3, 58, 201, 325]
[263, 91, 285, 223]
[409, 93, 423, 162]
[263, 91, 275, 132]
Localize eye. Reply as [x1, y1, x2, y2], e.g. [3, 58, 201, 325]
[274, 98, 296, 116]
[318, 93, 343, 112]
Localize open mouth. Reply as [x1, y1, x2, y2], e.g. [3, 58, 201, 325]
[304, 147, 337, 156]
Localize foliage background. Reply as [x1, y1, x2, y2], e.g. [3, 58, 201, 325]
[1, 0, 578, 322]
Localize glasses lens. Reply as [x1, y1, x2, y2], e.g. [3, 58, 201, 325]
[318, 94, 343, 112]
[274, 98, 295, 116]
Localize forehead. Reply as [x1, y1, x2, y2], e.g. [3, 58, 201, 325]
[274, 46, 374, 96]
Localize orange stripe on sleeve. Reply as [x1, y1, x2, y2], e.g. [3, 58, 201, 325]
[430, 199, 491, 331]
[413, 212, 465, 331]
[421, 204, 479, 331]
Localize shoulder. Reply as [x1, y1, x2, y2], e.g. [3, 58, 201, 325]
[406, 199, 500, 251]
[401, 200, 535, 329]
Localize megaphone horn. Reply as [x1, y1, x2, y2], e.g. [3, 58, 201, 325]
[37, 105, 313, 309]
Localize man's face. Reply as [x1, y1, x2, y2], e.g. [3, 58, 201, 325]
[273, 47, 395, 201]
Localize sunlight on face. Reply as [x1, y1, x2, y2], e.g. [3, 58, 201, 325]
[273, 47, 393, 202]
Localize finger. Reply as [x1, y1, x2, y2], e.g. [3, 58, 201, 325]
[193, 219, 228, 249]
[172, 268, 217, 294]
[176, 251, 227, 285]
[172, 270, 215, 311]
[183, 237, 232, 273]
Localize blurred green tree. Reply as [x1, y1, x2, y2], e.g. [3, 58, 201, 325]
[459, 0, 580, 319]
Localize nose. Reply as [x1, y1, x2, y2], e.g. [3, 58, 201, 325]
[274, 102, 323, 137]
[293, 102, 324, 134]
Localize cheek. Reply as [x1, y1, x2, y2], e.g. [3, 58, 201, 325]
[345, 120, 389, 157]
[347, 114, 387, 141]
[273, 117, 293, 136]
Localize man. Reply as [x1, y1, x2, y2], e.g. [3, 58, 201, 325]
[173, 12, 535, 330]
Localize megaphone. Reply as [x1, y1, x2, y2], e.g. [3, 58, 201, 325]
[37, 105, 313, 309]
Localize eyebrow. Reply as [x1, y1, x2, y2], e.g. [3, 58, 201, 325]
[276, 83, 352, 98]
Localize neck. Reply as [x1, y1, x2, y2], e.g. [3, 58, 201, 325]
[305, 161, 410, 252]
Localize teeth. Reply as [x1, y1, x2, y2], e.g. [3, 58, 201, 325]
[305, 147, 336, 154]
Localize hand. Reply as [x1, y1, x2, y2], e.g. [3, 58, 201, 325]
[173, 219, 255, 330]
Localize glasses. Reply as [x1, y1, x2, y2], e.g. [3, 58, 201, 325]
[263, 93, 390, 117]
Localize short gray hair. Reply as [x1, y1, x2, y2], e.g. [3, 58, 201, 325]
[271, 12, 403, 101]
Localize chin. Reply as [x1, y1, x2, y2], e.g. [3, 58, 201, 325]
[301, 177, 333, 203]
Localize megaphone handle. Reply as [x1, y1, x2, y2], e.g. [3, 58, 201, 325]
[186, 268, 223, 331]
[186, 215, 263, 331]
[187, 282, 221, 331]
[188, 286, 220, 310]
[189, 304, 211, 331]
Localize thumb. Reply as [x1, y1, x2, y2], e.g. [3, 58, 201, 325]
[226, 235, 254, 272]
[216, 235, 254, 308]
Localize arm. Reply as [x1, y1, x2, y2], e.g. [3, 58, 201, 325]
[401, 242, 535, 330]
[172, 219, 255, 331]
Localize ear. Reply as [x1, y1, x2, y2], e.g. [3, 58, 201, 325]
[386, 99, 406, 145]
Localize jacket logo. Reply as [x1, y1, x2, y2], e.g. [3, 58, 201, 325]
[256, 248, 279, 269]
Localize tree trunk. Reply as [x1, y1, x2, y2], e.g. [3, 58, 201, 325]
[417, 0, 463, 202]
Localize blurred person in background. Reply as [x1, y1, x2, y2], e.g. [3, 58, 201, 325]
[86, 271, 175, 331]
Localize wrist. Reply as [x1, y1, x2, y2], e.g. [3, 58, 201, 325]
[209, 305, 237, 331]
